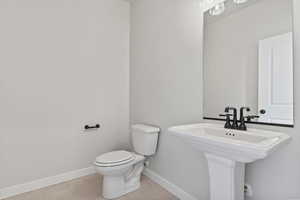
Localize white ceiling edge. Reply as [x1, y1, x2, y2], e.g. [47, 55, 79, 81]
[123, 0, 227, 13]
[200, 0, 227, 12]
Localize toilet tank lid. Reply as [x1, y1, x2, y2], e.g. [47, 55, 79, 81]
[131, 124, 160, 133]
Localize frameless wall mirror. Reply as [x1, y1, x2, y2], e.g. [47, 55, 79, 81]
[203, 0, 294, 127]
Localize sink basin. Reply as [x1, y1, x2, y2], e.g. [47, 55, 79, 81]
[169, 123, 291, 200]
[168, 123, 290, 163]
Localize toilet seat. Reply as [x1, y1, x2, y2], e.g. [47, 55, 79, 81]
[95, 151, 135, 167]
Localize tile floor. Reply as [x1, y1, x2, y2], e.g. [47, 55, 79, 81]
[4, 174, 178, 200]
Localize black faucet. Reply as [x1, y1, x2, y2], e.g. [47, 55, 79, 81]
[220, 106, 261, 131]
[224, 107, 238, 129]
[239, 107, 250, 131]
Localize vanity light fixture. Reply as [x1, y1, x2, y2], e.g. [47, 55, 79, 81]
[207, 0, 248, 16]
[233, 0, 248, 4]
[209, 2, 225, 16]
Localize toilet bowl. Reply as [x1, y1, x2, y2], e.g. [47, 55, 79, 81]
[94, 124, 160, 199]
[95, 151, 145, 199]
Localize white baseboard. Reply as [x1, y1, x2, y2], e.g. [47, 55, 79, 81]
[143, 168, 198, 200]
[0, 167, 196, 200]
[0, 167, 96, 200]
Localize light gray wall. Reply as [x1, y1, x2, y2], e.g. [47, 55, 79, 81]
[203, 0, 293, 118]
[130, 0, 207, 198]
[130, 0, 208, 199]
[130, 0, 300, 199]
[0, 0, 130, 189]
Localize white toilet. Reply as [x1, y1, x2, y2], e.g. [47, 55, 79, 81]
[94, 124, 160, 199]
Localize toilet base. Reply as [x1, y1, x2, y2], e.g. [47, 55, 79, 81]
[100, 161, 144, 199]
[102, 175, 141, 199]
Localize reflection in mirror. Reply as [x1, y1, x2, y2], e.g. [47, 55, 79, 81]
[203, 0, 294, 126]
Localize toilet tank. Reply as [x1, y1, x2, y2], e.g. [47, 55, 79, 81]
[131, 124, 160, 156]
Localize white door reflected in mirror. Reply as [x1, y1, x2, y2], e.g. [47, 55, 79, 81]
[258, 32, 294, 125]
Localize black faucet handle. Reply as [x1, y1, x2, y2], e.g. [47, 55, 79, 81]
[238, 107, 252, 131]
[219, 113, 233, 129]
[246, 115, 260, 122]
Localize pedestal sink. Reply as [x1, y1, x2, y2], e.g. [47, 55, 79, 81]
[168, 123, 291, 200]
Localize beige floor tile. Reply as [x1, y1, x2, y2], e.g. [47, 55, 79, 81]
[4, 175, 179, 200]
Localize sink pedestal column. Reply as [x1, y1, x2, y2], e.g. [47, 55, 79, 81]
[205, 153, 245, 200]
